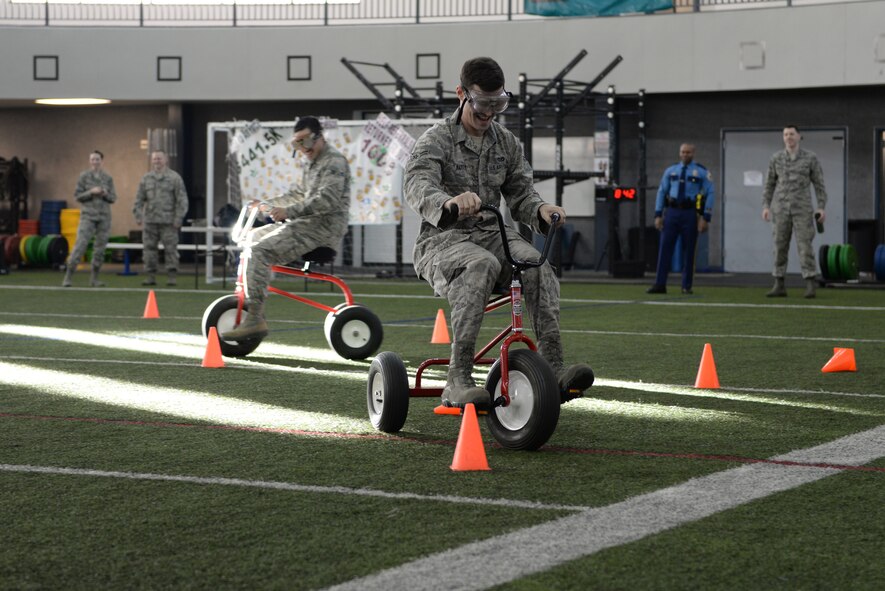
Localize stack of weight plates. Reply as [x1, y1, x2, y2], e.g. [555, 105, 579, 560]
[39, 200, 67, 235]
[875, 244, 885, 282]
[819, 243, 859, 281]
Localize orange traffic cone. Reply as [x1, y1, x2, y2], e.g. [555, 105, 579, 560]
[694, 343, 720, 389]
[450, 403, 490, 472]
[202, 327, 225, 368]
[143, 290, 160, 319]
[822, 347, 856, 373]
[431, 308, 450, 344]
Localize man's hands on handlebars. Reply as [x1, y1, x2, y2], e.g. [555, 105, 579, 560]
[539, 203, 566, 227]
[445, 192, 482, 218]
[444, 193, 567, 228]
[248, 198, 288, 222]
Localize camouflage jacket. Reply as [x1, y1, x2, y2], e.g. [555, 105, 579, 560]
[266, 144, 352, 247]
[133, 168, 189, 225]
[763, 148, 827, 212]
[404, 112, 546, 275]
[74, 169, 117, 221]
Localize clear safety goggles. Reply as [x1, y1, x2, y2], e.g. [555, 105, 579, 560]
[464, 88, 512, 114]
[292, 133, 320, 151]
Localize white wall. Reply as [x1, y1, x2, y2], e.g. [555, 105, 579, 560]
[2, 2, 885, 102]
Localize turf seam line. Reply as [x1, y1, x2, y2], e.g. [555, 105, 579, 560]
[0, 464, 588, 512]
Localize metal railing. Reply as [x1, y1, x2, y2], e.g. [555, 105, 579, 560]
[0, 0, 873, 27]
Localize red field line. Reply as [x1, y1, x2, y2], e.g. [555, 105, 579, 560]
[3, 412, 884, 473]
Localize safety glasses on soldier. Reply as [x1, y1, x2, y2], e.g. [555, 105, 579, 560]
[465, 88, 512, 114]
[456, 88, 512, 125]
[292, 133, 320, 151]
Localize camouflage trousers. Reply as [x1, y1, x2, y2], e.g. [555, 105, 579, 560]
[68, 215, 111, 269]
[241, 220, 325, 305]
[142, 223, 180, 274]
[770, 207, 817, 279]
[423, 227, 563, 381]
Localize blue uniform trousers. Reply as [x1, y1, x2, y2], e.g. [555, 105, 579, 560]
[654, 208, 699, 290]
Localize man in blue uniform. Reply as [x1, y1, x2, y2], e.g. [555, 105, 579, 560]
[647, 143, 715, 295]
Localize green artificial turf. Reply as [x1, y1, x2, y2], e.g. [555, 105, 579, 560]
[1, 269, 883, 589]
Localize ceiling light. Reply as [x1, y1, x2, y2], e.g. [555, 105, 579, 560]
[35, 98, 111, 106]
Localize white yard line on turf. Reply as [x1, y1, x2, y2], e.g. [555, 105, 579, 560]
[0, 464, 588, 512]
[322, 423, 885, 591]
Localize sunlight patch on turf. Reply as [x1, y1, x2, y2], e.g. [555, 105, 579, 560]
[569, 397, 750, 424]
[595, 378, 884, 417]
[0, 324, 367, 381]
[0, 361, 372, 434]
[131, 331, 368, 367]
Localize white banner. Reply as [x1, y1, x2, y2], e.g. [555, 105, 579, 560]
[230, 114, 415, 225]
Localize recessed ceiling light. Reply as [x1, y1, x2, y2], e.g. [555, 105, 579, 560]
[35, 98, 111, 106]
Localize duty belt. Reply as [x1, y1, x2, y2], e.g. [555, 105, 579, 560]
[667, 198, 695, 210]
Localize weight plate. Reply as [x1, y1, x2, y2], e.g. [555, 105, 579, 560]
[4, 235, 20, 266]
[19, 235, 33, 263]
[827, 243, 842, 281]
[48, 236, 69, 266]
[875, 244, 885, 282]
[839, 243, 858, 280]
[819, 244, 830, 280]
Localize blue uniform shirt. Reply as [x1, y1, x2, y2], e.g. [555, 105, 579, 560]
[654, 161, 715, 222]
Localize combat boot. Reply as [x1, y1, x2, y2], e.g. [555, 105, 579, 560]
[166, 270, 177, 286]
[61, 265, 74, 287]
[90, 266, 105, 287]
[142, 275, 157, 286]
[557, 363, 595, 403]
[442, 342, 490, 409]
[804, 278, 816, 299]
[766, 277, 787, 297]
[222, 303, 268, 340]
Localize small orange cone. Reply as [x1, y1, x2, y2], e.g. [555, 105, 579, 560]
[202, 327, 225, 368]
[450, 403, 490, 472]
[822, 347, 856, 373]
[694, 343, 720, 389]
[431, 308, 450, 344]
[143, 290, 160, 319]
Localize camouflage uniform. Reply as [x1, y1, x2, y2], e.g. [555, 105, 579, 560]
[242, 143, 351, 305]
[68, 168, 117, 269]
[133, 167, 189, 276]
[404, 112, 565, 384]
[763, 148, 827, 279]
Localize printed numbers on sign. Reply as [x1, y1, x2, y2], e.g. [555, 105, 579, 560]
[240, 130, 285, 168]
[361, 139, 396, 172]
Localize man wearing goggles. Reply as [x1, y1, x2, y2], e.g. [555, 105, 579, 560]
[224, 116, 352, 341]
[404, 57, 594, 409]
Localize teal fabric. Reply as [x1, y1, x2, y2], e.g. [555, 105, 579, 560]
[525, 0, 673, 17]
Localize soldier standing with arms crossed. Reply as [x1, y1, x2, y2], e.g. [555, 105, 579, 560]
[63, 150, 117, 287]
[133, 150, 189, 286]
[762, 125, 827, 298]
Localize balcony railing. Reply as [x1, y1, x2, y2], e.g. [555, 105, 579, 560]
[0, 0, 874, 27]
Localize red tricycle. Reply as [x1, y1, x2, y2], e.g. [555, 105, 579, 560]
[201, 205, 383, 360]
[366, 204, 568, 451]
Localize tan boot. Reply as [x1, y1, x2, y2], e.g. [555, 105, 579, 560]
[166, 270, 177, 286]
[443, 342, 490, 409]
[222, 303, 268, 340]
[90, 266, 105, 287]
[61, 265, 74, 287]
[804, 278, 816, 299]
[766, 277, 787, 297]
